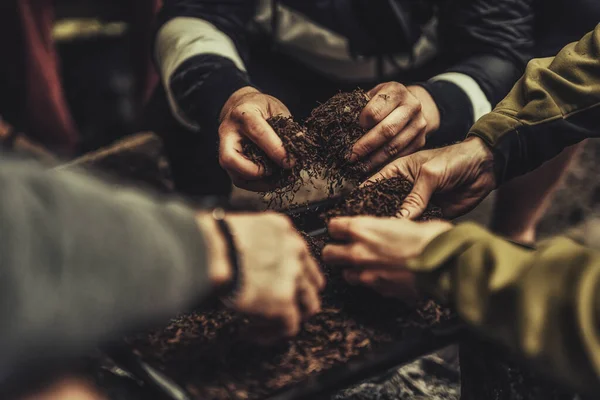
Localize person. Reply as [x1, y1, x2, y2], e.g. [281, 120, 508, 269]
[155, 0, 532, 189]
[0, 153, 324, 387]
[322, 24, 600, 395]
[153, 0, 597, 244]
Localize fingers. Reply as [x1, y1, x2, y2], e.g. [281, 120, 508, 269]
[363, 115, 427, 171]
[239, 110, 292, 168]
[326, 217, 356, 241]
[322, 243, 378, 268]
[398, 170, 435, 220]
[303, 251, 326, 291]
[359, 82, 406, 129]
[296, 276, 321, 318]
[219, 127, 266, 180]
[353, 103, 419, 161]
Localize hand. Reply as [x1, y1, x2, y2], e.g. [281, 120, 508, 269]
[351, 83, 440, 172]
[218, 87, 294, 191]
[198, 212, 325, 343]
[366, 137, 497, 220]
[322, 216, 452, 300]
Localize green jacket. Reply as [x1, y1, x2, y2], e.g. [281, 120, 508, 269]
[407, 24, 600, 395]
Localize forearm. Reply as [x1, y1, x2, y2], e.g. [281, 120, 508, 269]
[467, 25, 600, 184]
[155, 0, 257, 131]
[408, 223, 600, 394]
[0, 157, 213, 376]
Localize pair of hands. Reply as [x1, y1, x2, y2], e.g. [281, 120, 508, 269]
[218, 83, 438, 190]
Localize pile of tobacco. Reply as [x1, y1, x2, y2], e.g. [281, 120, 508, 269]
[324, 176, 443, 220]
[124, 172, 451, 400]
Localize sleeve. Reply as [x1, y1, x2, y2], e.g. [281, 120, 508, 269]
[467, 24, 600, 184]
[407, 222, 600, 395]
[420, 0, 534, 147]
[0, 155, 212, 380]
[155, 0, 259, 132]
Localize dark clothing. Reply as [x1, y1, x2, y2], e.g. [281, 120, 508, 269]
[0, 154, 210, 384]
[156, 0, 535, 146]
[469, 25, 600, 185]
[534, 0, 600, 57]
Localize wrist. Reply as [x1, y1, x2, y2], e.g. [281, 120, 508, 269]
[463, 136, 497, 187]
[219, 86, 261, 121]
[196, 212, 233, 290]
[464, 135, 495, 163]
[408, 85, 440, 134]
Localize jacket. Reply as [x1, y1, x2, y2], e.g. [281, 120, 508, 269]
[154, 0, 534, 144]
[407, 24, 600, 395]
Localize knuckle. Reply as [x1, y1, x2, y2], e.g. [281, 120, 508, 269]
[355, 141, 374, 156]
[389, 81, 404, 91]
[421, 163, 437, 178]
[219, 152, 234, 169]
[417, 117, 428, 131]
[364, 106, 384, 124]
[411, 99, 423, 113]
[404, 192, 426, 207]
[381, 122, 399, 140]
[230, 106, 247, 121]
[383, 143, 400, 158]
[349, 245, 367, 264]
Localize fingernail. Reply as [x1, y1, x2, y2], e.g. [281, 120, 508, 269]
[348, 151, 358, 163]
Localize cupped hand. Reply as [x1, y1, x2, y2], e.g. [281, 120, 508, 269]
[365, 136, 497, 220]
[351, 83, 438, 172]
[322, 216, 452, 300]
[199, 211, 325, 343]
[218, 87, 295, 191]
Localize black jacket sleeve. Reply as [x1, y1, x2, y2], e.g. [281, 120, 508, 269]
[156, 0, 259, 132]
[0, 155, 211, 382]
[423, 0, 535, 146]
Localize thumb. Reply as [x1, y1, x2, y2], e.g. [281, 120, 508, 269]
[398, 173, 435, 220]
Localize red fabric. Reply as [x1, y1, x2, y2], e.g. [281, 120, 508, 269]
[14, 0, 162, 156]
[19, 0, 78, 154]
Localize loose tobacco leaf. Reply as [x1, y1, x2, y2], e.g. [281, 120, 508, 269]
[324, 176, 443, 220]
[305, 89, 371, 191]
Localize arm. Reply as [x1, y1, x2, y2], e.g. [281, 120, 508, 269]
[155, 0, 258, 131]
[0, 156, 216, 377]
[0, 155, 324, 379]
[468, 24, 600, 184]
[407, 222, 600, 395]
[421, 0, 534, 147]
[323, 216, 600, 395]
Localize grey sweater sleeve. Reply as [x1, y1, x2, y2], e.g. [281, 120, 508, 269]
[0, 156, 211, 378]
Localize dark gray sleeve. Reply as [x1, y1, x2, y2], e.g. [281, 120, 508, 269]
[0, 156, 211, 378]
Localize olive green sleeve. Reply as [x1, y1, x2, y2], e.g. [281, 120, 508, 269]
[465, 24, 600, 184]
[407, 223, 600, 394]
